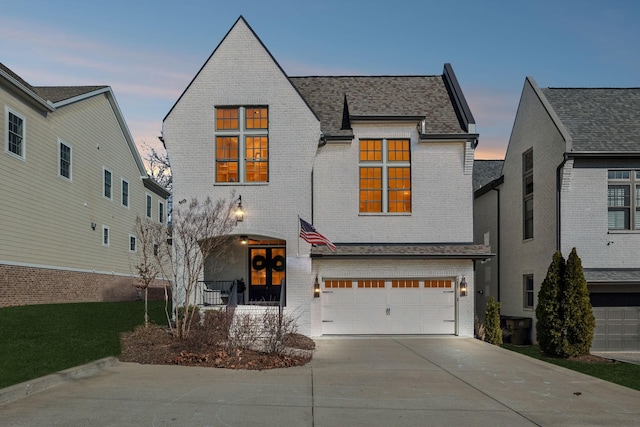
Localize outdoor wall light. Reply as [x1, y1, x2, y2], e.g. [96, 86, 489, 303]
[91, 222, 96, 230]
[240, 235, 249, 245]
[313, 275, 321, 298]
[234, 195, 245, 223]
[459, 276, 468, 297]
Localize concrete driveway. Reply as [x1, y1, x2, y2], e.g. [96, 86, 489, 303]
[1, 337, 639, 426]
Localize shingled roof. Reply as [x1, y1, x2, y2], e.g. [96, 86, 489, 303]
[33, 86, 108, 103]
[310, 243, 493, 259]
[473, 160, 504, 191]
[290, 75, 467, 139]
[541, 88, 640, 152]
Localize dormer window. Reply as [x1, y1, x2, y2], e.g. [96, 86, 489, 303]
[215, 106, 269, 183]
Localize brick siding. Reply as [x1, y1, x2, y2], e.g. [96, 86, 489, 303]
[0, 264, 169, 307]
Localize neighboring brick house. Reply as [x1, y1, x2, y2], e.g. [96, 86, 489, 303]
[1, 63, 170, 306]
[474, 77, 640, 351]
[162, 16, 490, 337]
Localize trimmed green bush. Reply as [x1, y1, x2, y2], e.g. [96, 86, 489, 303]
[536, 248, 595, 357]
[484, 296, 502, 345]
[561, 248, 595, 357]
[536, 251, 565, 356]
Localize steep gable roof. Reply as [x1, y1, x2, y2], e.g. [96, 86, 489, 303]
[33, 86, 108, 103]
[290, 75, 468, 139]
[541, 87, 640, 152]
[473, 160, 504, 191]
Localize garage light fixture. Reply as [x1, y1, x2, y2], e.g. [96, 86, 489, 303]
[313, 275, 321, 298]
[459, 276, 468, 297]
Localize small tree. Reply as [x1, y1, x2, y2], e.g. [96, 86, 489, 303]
[140, 141, 172, 191]
[155, 197, 237, 339]
[560, 248, 595, 357]
[536, 251, 565, 357]
[484, 296, 502, 345]
[133, 217, 163, 327]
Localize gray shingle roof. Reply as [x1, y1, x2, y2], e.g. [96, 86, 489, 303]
[541, 88, 640, 152]
[33, 86, 108, 103]
[473, 160, 504, 191]
[290, 76, 466, 138]
[583, 268, 640, 283]
[310, 243, 493, 259]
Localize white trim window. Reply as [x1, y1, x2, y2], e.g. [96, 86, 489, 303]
[146, 194, 152, 219]
[158, 201, 165, 224]
[103, 168, 113, 200]
[58, 140, 72, 180]
[523, 274, 534, 309]
[5, 107, 25, 159]
[358, 138, 411, 213]
[102, 225, 110, 247]
[129, 234, 137, 252]
[215, 106, 269, 183]
[608, 170, 640, 230]
[121, 179, 129, 208]
[522, 149, 533, 240]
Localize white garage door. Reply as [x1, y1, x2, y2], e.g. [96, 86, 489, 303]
[592, 307, 640, 351]
[321, 279, 455, 335]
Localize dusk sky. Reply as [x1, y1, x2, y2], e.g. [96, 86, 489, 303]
[2, 0, 638, 160]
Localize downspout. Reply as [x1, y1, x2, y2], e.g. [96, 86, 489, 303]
[492, 185, 501, 302]
[556, 155, 568, 251]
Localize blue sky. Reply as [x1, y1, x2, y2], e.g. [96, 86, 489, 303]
[1, 0, 638, 159]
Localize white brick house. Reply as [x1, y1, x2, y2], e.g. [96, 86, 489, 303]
[474, 77, 640, 351]
[162, 17, 489, 337]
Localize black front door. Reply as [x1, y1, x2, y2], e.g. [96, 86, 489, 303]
[249, 247, 285, 302]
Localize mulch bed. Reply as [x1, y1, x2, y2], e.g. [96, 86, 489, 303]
[119, 324, 315, 370]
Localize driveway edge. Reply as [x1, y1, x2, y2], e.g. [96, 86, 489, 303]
[0, 357, 119, 406]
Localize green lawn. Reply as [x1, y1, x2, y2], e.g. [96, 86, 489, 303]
[0, 301, 168, 389]
[502, 344, 640, 391]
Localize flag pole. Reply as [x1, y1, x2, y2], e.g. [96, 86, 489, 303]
[297, 214, 300, 256]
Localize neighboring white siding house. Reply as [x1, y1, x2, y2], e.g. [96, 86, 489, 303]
[162, 17, 490, 337]
[474, 77, 640, 351]
[0, 63, 170, 306]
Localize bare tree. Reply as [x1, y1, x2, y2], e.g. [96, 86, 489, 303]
[133, 217, 166, 327]
[140, 141, 172, 191]
[154, 197, 237, 339]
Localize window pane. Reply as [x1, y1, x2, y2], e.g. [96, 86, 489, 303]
[245, 107, 268, 129]
[104, 170, 112, 198]
[524, 198, 533, 239]
[608, 209, 629, 230]
[8, 112, 23, 156]
[360, 167, 382, 212]
[60, 143, 71, 178]
[216, 137, 239, 182]
[246, 161, 268, 182]
[388, 167, 411, 212]
[387, 139, 409, 162]
[523, 150, 533, 172]
[122, 181, 129, 206]
[359, 139, 382, 162]
[146, 195, 152, 218]
[608, 185, 630, 207]
[524, 175, 533, 195]
[216, 108, 238, 130]
[245, 136, 268, 160]
[608, 170, 629, 180]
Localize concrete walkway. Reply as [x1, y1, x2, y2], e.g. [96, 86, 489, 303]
[1, 337, 639, 426]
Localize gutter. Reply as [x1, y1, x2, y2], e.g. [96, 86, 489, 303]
[556, 155, 568, 251]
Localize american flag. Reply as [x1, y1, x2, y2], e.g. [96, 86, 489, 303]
[299, 218, 336, 251]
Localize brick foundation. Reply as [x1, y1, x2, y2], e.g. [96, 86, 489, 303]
[0, 264, 170, 307]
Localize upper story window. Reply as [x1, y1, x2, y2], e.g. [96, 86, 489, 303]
[121, 179, 129, 207]
[6, 108, 25, 159]
[608, 170, 640, 230]
[159, 201, 165, 224]
[146, 194, 152, 219]
[523, 149, 533, 240]
[103, 168, 112, 200]
[215, 106, 269, 183]
[59, 141, 72, 180]
[359, 139, 411, 213]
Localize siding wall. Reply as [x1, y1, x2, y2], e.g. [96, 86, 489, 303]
[1, 84, 167, 306]
[499, 79, 566, 328]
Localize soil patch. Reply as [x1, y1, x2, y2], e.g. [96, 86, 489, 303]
[119, 324, 315, 370]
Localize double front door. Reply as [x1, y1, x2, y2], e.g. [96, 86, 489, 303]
[249, 247, 285, 302]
